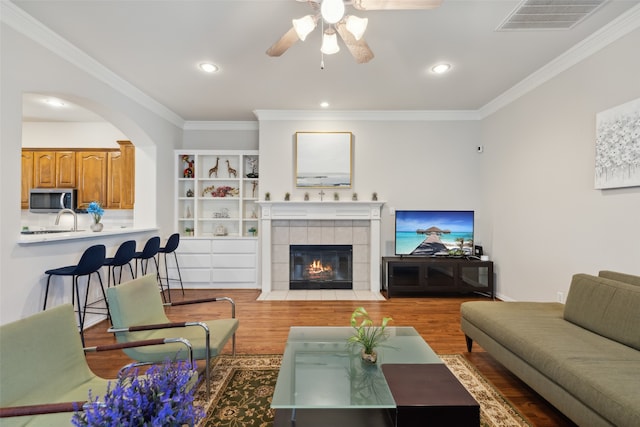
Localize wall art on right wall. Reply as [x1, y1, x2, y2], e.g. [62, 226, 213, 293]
[595, 97, 640, 189]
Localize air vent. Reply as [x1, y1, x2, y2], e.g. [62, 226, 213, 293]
[497, 0, 607, 31]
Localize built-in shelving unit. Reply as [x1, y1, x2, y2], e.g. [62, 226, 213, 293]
[173, 150, 259, 289]
[175, 150, 259, 238]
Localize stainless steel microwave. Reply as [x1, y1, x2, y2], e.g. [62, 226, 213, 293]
[29, 188, 77, 213]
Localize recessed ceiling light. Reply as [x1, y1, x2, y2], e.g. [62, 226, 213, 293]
[43, 98, 66, 107]
[199, 62, 219, 73]
[431, 63, 451, 74]
[320, 101, 330, 108]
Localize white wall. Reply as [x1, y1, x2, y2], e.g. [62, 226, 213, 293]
[22, 122, 126, 148]
[257, 118, 484, 258]
[182, 125, 258, 150]
[1, 23, 181, 325]
[480, 28, 640, 301]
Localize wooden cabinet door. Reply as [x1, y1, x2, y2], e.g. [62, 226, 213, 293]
[106, 150, 123, 208]
[107, 141, 135, 209]
[21, 151, 34, 209]
[76, 151, 108, 208]
[119, 141, 135, 209]
[33, 151, 56, 188]
[55, 151, 76, 188]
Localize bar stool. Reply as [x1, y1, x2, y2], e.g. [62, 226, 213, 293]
[43, 244, 107, 346]
[132, 236, 163, 298]
[104, 240, 136, 287]
[158, 233, 185, 301]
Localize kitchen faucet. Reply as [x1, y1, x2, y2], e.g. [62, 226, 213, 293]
[55, 208, 77, 231]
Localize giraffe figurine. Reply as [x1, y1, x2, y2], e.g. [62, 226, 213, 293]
[208, 157, 219, 178]
[226, 160, 237, 178]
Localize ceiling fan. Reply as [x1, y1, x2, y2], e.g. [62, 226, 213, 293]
[267, 0, 442, 64]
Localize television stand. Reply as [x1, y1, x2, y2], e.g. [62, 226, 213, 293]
[382, 257, 494, 298]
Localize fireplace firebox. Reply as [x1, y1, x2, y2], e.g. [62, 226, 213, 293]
[290, 245, 353, 290]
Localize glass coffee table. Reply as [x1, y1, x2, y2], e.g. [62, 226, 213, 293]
[272, 326, 444, 427]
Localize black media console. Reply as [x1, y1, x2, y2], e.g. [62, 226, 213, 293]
[382, 256, 494, 299]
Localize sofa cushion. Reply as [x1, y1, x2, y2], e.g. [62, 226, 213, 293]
[598, 270, 640, 287]
[564, 274, 640, 350]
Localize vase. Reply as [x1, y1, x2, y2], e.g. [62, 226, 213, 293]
[360, 348, 377, 364]
[90, 222, 104, 232]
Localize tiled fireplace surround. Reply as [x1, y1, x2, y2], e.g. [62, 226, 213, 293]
[258, 202, 384, 294]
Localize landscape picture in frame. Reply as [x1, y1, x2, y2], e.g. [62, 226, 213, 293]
[295, 132, 352, 188]
[595, 97, 640, 189]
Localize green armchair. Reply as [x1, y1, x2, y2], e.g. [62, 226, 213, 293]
[0, 303, 192, 426]
[106, 274, 239, 397]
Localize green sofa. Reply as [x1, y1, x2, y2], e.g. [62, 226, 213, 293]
[461, 271, 640, 427]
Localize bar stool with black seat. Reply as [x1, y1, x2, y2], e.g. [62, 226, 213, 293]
[158, 233, 185, 301]
[132, 236, 163, 298]
[103, 240, 136, 287]
[43, 244, 107, 346]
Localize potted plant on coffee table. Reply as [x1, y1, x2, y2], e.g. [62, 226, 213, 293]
[348, 307, 392, 364]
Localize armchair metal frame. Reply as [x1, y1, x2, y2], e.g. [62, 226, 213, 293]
[108, 295, 236, 398]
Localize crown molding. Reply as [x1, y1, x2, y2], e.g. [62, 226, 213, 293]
[479, 3, 640, 119]
[183, 121, 259, 131]
[1, 1, 185, 128]
[253, 109, 481, 121]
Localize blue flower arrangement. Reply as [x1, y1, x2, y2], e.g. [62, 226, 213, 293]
[86, 201, 104, 224]
[72, 360, 204, 427]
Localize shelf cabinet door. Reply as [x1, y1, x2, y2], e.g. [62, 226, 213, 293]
[76, 151, 108, 208]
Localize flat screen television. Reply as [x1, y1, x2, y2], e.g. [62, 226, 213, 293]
[395, 210, 474, 256]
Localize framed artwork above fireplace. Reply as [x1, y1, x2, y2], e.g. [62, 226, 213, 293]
[295, 131, 352, 188]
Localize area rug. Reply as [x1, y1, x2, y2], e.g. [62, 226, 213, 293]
[194, 354, 531, 427]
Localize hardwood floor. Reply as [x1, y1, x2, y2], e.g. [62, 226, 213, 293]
[83, 289, 576, 427]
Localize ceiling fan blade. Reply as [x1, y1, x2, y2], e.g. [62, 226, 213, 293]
[335, 22, 374, 64]
[266, 27, 300, 57]
[352, 0, 442, 10]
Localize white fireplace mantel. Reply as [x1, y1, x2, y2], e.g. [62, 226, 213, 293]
[257, 201, 385, 293]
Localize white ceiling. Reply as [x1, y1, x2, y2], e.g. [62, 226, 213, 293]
[10, 0, 640, 122]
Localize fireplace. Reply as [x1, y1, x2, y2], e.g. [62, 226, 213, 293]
[290, 245, 353, 290]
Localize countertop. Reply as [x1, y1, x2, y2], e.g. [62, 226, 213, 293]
[17, 226, 158, 245]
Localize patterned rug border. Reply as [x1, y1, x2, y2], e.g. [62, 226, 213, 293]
[439, 354, 531, 427]
[195, 354, 531, 427]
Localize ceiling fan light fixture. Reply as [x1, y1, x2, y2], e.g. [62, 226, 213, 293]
[321, 0, 345, 24]
[292, 15, 317, 41]
[345, 15, 368, 40]
[321, 29, 340, 55]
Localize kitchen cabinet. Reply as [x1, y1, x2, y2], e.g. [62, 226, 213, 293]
[21, 151, 34, 209]
[21, 145, 135, 210]
[32, 151, 76, 189]
[76, 151, 108, 209]
[106, 141, 135, 209]
[56, 151, 76, 188]
[33, 151, 55, 188]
